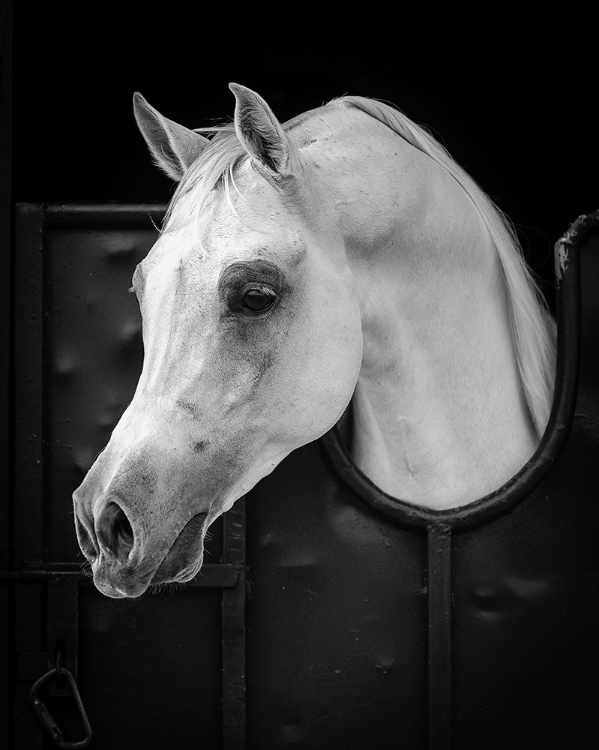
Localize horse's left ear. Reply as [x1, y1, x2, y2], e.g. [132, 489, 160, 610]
[229, 83, 299, 180]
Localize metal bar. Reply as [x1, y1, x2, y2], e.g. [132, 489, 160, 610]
[221, 498, 246, 750]
[427, 524, 453, 750]
[43, 203, 166, 228]
[14, 583, 45, 749]
[0, 563, 239, 587]
[0, 6, 13, 747]
[0, 0, 13, 573]
[46, 577, 79, 682]
[13, 204, 45, 567]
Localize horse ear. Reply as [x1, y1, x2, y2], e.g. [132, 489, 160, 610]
[133, 92, 209, 181]
[229, 83, 297, 178]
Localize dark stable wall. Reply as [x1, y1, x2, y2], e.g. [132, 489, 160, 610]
[11, 7, 598, 306]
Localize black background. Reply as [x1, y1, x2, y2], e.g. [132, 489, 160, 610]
[11, 7, 598, 304]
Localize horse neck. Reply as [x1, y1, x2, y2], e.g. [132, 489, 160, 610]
[338, 140, 538, 510]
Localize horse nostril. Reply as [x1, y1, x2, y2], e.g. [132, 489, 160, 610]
[75, 511, 99, 561]
[95, 501, 135, 562]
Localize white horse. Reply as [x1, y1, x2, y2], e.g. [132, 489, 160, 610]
[73, 84, 556, 598]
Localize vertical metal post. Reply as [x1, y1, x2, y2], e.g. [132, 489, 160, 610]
[13, 204, 45, 567]
[427, 524, 452, 750]
[0, 0, 12, 568]
[46, 577, 79, 682]
[13, 204, 46, 749]
[221, 498, 246, 750]
[0, 5, 12, 746]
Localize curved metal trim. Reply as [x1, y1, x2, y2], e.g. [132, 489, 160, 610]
[321, 210, 599, 531]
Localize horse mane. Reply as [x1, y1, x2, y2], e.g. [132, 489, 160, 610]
[163, 97, 557, 438]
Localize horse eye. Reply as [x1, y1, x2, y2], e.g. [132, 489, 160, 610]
[241, 288, 276, 312]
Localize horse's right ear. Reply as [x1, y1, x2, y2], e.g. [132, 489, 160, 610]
[133, 93, 209, 181]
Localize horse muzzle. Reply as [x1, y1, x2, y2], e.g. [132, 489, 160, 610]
[74, 490, 209, 598]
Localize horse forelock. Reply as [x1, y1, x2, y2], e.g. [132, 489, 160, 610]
[161, 123, 246, 238]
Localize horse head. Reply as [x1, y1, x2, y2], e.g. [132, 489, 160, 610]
[74, 84, 556, 597]
[72, 85, 363, 598]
